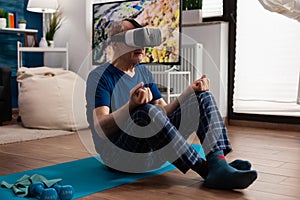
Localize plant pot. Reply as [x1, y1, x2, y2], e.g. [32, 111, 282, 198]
[182, 9, 202, 25]
[0, 18, 6, 29]
[48, 40, 54, 47]
[18, 23, 26, 30]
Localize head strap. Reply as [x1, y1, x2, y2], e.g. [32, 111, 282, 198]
[123, 18, 143, 28]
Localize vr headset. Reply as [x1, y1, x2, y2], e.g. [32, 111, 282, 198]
[110, 27, 162, 48]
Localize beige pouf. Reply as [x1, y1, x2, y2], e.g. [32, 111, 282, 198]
[17, 67, 88, 131]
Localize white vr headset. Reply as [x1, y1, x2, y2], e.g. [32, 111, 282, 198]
[110, 28, 162, 48]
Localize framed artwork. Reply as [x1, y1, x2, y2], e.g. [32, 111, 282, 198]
[24, 33, 38, 47]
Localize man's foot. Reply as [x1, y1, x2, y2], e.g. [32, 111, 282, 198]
[191, 158, 208, 179]
[192, 159, 252, 179]
[229, 159, 252, 170]
[204, 151, 257, 190]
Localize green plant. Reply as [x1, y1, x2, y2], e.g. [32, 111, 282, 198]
[183, 0, 202, 10]
[46, 10, 62, 41]
[18, 19, 27, 24]
[0, 8, 6, 18]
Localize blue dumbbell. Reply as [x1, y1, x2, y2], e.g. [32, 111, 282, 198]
[53, 183, 74, 200]
[29, 182, 58, 200]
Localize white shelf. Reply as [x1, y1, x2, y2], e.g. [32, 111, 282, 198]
[152, 71, 190, 103]
[152, 71, 191, 76]
[18, 47, 68, 52]
[17, 41, 69, 70]
[0, 28, 38, 34]
[169, 94, 182, 97]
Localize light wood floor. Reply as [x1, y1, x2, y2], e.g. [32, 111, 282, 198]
[0, 125, 299, 200]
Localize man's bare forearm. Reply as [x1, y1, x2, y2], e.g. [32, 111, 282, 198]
[94, 102, 135, 136]
[162, 86, 194, 115]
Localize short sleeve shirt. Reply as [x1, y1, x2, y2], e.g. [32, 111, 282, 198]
[86, 63, 162, 119]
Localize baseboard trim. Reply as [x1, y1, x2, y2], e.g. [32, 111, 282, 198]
[229, 119, 300, 132]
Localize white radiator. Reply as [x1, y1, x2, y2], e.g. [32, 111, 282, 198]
[147, 43, 203, 102]
[180, 43, 203, 81]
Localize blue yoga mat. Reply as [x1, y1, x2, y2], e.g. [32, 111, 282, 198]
[0, 144, 205, 199]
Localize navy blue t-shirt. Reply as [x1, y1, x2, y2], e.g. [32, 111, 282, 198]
[86, 63, 162, 123]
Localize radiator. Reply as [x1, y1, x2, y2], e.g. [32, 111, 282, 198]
[180, 43, 203, 81]
[147, 43, 203, 102]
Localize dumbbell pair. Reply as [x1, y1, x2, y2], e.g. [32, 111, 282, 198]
[29, 182, 74, 200]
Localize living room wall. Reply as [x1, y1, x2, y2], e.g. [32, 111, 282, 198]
[0, 0, 91, 108]
[44, 0, 90, 74]
[0, 0, 43, 108]
[47, 0, 120, 74]
[0, 0, 25, 76]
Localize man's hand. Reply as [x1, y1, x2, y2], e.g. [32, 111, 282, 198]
[191, 74, 210, 92]
[129, 82, 153, 109]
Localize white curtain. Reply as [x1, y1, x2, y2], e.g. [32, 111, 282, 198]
[258, 0, 300, 21]
[233, 0, 300, 117]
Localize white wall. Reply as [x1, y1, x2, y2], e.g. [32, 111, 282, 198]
[44, 0, 116, 76]
[182, 22, 229, 117]
[44, 0, 91, 74]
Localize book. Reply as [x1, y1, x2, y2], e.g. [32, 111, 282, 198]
[9, 13, 14, 28]
[13, 12, 18, 28]
[6, 12, 10, 28]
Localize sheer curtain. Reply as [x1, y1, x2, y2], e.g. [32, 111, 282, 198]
[233, 0, 300, 117]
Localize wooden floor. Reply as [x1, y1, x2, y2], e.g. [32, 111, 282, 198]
[0, 125, 299, 200]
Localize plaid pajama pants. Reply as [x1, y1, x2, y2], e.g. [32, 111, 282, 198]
[95, 91, 232, 173]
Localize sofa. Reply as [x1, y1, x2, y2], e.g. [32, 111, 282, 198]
[0, 66, 12, 125]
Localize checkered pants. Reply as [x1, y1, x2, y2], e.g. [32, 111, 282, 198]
[96, 91, 232, 173]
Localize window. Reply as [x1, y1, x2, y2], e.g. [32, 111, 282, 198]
[233, 0, 300, 117]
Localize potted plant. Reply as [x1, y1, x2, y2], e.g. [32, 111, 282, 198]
[46, 11, 62, 47]
[182, 0, 203, 25]
[0, 8, 7, 29]
[18, 19, 27, 30]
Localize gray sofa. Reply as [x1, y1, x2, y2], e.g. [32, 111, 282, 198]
[0, 66, 12, 125]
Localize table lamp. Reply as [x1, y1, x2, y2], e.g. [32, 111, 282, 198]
[27, 0, 58, 47]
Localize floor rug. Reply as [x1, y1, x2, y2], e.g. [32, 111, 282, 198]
[0, 145, 205, 199]
[0, 124, 74, 145]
